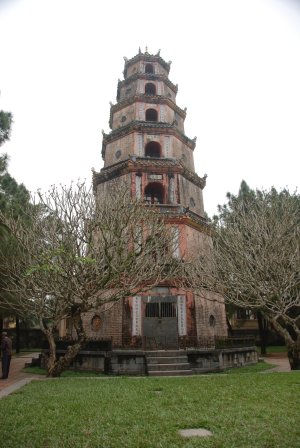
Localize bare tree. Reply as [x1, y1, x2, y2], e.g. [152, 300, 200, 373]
[187, 188, 300, 370]
[0, 182, 180, 376]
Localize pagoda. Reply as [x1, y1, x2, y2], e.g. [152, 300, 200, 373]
[86, 49, 227, 348]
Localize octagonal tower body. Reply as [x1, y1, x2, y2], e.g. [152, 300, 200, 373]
[86, 50, 227, 348]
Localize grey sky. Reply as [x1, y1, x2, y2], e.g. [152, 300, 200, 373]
[0, 0, 299, 216]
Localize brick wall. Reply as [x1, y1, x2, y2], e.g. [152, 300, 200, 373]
[82, 299, 124, 347]
[104, 134, 135, 167]
[179, 176, 205, 216]
[194, 291, 228, 338]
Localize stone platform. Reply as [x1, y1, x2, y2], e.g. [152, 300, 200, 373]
[38, 345, 258, 376]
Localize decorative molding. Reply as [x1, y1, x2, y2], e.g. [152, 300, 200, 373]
[164, 135, 170, 158]
[136, 133, 143, 156]
[148, 174, 163, 180]
[138, 103, 144, 121]
[177, 296, 187, 336]
[157, 82, 162, 95]
[132, 296, 142, 336]
[160, 105, 165, 122]
[169, 174, 175, 203]
[135, 174, 142, 198]
[173, 226, 180, 258]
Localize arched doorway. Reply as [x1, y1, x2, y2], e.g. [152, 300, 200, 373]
[145, 108, 158, 122]
[144, 182, 164, 204]
[145, 141, 161, 158]
[145, 63, 154, 74]
[145, 83, 156, 95]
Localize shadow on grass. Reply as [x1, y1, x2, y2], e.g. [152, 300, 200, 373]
[23, 367, 105, 377]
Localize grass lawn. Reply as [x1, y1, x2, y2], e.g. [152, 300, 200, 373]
[256, 345, 288, 354]
[1, 372, 299, 448]
[266, 346, 287, 354]
[223, 360, 277, 374]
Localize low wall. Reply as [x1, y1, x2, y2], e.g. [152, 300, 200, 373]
[187, 347, 257, 373]
[39, 346, 257, 375]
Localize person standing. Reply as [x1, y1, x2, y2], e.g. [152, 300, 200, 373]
[1, 331, 12, 379]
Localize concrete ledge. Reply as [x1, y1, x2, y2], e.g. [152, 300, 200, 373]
[0, 378, 37, 399]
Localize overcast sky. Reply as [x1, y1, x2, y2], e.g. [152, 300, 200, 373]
[0, 0, 299, 217]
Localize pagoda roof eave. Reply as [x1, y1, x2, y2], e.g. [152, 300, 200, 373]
[93, 156, 206, 190]
[101, 121, 196, 158]
[123, 52, 171, 76]
[117, 73, 178, 99]
[110, 95, 186, 129]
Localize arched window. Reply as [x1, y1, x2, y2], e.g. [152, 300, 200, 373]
[145, 141, 161, 158]
[145, 108, 158, 122]
[209, 315, 216, 328]
[145, 63, 154, 74]
[91, 315, 102, 332]
[144, 182, 164, 204]
[145, 83, 156, 95]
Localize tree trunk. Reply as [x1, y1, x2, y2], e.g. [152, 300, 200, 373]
[44, 330, 58, 377]
[47, 342, 83, 377]
[257, 311, 267, 355]
[45, 312, 86, 377]
[15, 315, 20, 353]
[287, 344, 300, 370]
[268, 316, 300, 370]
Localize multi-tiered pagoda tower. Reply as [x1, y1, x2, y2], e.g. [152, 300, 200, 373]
[88, 49, 227, 348]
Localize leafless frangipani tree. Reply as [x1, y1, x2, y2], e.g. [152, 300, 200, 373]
[0, 182, 180, 376]
[186, 189, 300, 370]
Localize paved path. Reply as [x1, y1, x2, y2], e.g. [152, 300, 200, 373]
[262, 353, 292, 372]
[0, 353, 44, 398]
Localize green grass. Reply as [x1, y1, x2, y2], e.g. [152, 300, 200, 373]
[1, 373, 299, 447]
[225, 360, 277, 374]
[256, 345, 287, 354]
[267, 346, 287, 353]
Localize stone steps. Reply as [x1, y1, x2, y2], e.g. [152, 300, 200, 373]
[145, 350, 193, 376]
[25, 355, 41, 368]
[146, 350, 186, 357]
[148, 369, 193, 377]
[147, 363, 191, 371]
[147, 356, 187, 364]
